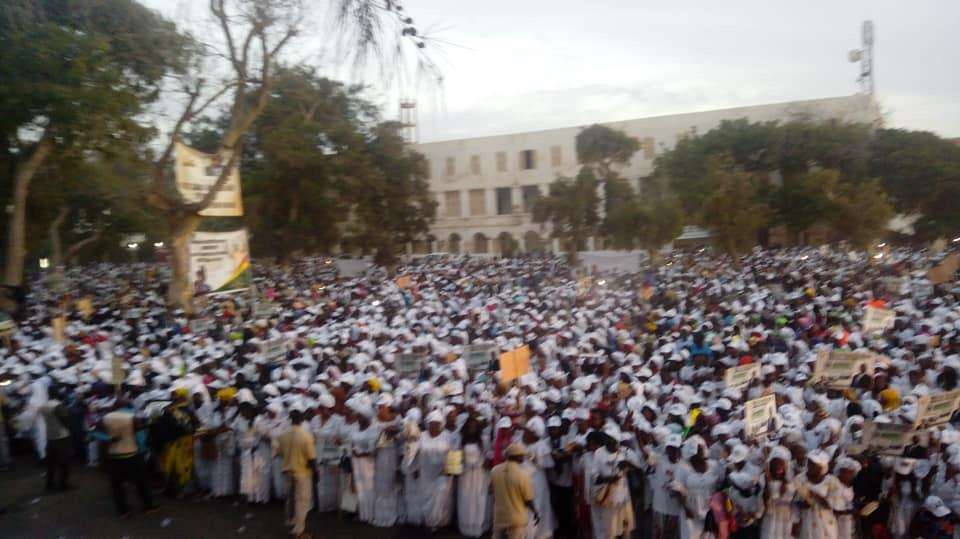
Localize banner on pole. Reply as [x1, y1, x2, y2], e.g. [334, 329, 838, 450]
[810, 350, 875, 389]
[464, 343, 497, 374]
[915, 390, 960, 429]
[498, 345, 531, 383]
[724, 363, 761, 390]
[174, 142, 243, 216]
[398, 353, 426, 379]
[863, 307, 896, 335]
[189, 229, 251, 295]
[744, 394, 777, 440]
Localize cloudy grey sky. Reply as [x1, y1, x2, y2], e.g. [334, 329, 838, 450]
[143, 0, 959, 142]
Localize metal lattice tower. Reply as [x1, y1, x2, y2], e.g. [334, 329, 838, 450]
[399, 99, 418, 144]
[848, 20, 875, 95]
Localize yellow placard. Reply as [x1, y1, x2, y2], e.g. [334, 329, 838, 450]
[498, 345, 531, 383]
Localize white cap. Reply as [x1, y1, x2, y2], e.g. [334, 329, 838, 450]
[925, 495, 951, 518]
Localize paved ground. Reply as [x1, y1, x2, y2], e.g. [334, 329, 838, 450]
[0, 455, 463, 539]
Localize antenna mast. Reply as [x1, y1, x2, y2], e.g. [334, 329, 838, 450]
[399, 99, 418, 144]
[848, 20, 875, 95]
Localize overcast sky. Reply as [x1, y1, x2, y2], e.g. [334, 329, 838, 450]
[144, 0, 959, 142]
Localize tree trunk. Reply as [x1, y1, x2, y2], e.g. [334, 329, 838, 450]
[4, 133, 54, 286]
[167, 213, 203, 313]
[48, 205, 70, 294]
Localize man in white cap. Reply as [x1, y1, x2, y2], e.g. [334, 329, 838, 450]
[276, 401, 316, 539]
[491, 443, 539, 539]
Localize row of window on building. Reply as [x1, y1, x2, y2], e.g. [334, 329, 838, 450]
[427, 136, 657, 179]
[439, 185, 542, 218]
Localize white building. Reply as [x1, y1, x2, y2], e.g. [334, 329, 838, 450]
[413, 95, 881, 255]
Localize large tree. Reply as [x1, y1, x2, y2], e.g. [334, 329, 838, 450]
[344, 121, 436, 266]
[0, 0, 187, 287]
[868, 128, 960, 240]
[143, 0, 436, 311]
[699, 155, 771, 264]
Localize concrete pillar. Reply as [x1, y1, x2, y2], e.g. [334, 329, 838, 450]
[587, 236, 596, 251]
[552, 238, 560, 253]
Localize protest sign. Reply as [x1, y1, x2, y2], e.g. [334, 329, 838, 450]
[398, 353, 426, 379]
[928, 253, 960, 285]
[191, 318, 215, 334]
[260, 337, 288, 362]
[395, 275, 412, 289]
[744, 394, 777, 439]
[174, 142, 243, 216]
[465, 344, 497, 373]
[499, 345, 531, 383]
[810, 350, 875, 389]
[860, 422, 914, 455]
[915, 390, 960, 429]
[724, 362, 761, 390]
[863, 307, 896, 335]
[52, 315, 66, 342]
[190, 229, 251, 295]
[76, 297, 94, 320]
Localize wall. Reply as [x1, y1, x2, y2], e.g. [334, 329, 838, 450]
[415, 95, 881, 254]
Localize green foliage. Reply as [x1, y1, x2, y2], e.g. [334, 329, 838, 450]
[576, 124, 640, 173]
[657, 119, 872, 216]
[868, 128, 960, 240]
[345, 121, 436, 265]
[699, 155, 771, 259]
[533, 168, 601, 258]
[825, 178, 894, 249]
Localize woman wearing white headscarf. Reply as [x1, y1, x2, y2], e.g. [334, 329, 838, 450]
[233, 391, 264, 503]
[400, 408, 423, 526]
[348, 400, 379, 524]
[671, 435, 721, 539]
[419, 409, 454, 530]
[265, 401, 289, 501]
[588, 429, 635, 539]
[795, 450, 842, 539]
[761, 446, 797, 538]
[18, 377, 50, 460]
[310, 394, 344, 512]
[522, 416, 557, 539]
[457, 414, 490, 537]
[372, 393, 402, 527]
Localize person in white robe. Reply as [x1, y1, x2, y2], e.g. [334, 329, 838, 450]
[400, 408, 423, 526]
[522, 417, 558, 539]
[420, 410, 454, 531]
[207, 392, 237, 498]
[588, 430, 636, 539]
[372, 394, 401, 527]
[794, 450, 843, 539]
[233, 394, 263, 503]
[265, 401, 289, 501]
[310, 394, 343, 513]
[671, 436, 722, 539]
[348, 404, 379, 524]
[457, 415, 490, 538]
[193, 390, 215, 493]
[834, 457, 861, 539]
[761, 447, 797, 539]
[885, 457, 920, 539]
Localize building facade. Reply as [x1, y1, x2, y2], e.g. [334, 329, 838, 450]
[413, 95, 881, 255]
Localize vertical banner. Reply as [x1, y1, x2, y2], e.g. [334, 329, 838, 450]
[189, 230, 251, 296]
[744, 394, 777, 440]
[174, 142, 244, 216]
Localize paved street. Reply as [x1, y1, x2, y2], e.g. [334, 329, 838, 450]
[0, 456, 462, 539]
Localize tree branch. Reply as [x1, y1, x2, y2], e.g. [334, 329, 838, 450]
[65, 227, 105, 261]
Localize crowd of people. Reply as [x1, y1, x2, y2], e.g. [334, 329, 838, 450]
[2, 247, 960, 539]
